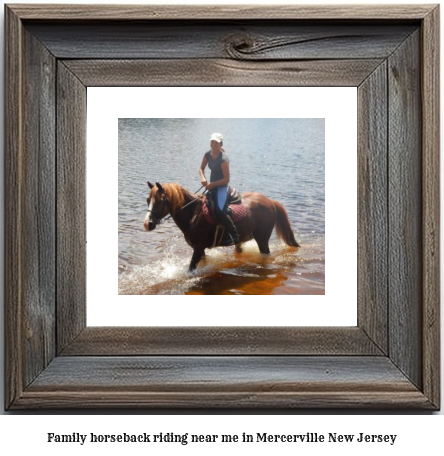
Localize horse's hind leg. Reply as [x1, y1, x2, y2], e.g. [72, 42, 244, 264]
[253, 231, 271, 254]
[255, 239, 270, 254]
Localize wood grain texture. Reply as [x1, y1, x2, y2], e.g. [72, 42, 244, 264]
[13, 356, 433, 409]
[388, 31, 422, 388]
[21, 28, 57, 387]
[26, 22, 416, 60]
[63, 58, 384, 87]
[4, 4, 24, 411]
[7, 4, 435, 20]
[61, 327, 382, 356]
[28, 357, 418, 391]
[15, 390, 434, 410]
[357, 62, 388, 354]
[4, 5, 440, 410]
[56, 62, 87, 354]
[421, 5, 440, 409]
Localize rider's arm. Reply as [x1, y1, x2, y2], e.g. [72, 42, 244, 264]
[199, 156, 208, 186]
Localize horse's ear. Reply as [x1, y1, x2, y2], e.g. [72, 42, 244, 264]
[147, 181, 154, 189]
[155, 182, 164, 192]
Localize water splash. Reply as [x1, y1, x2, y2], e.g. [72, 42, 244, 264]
[118, 237, 323, 295]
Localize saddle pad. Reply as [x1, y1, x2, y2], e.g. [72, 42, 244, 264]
[202, 197, 247, 225]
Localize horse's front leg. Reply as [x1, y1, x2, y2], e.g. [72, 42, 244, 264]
[189, 246, 205, 272]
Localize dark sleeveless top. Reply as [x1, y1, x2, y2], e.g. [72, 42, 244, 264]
[205, 151, 229, 183]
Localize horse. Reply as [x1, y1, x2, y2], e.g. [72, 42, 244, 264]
[143, 182, 300, 271]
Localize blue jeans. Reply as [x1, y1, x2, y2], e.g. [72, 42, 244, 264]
[210, 185, 239, 243]
[210, 185, 228, 219]
[215, 185, 228, 211]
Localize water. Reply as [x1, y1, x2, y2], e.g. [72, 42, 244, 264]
[118, 118, 324, 295]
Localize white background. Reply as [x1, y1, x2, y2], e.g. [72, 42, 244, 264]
[0, 0, 442, 451]
[88, 87, 357, 326]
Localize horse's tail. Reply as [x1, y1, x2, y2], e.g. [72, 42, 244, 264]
[272, 200, 300, 247]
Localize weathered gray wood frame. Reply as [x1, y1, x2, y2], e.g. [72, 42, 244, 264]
[5, 5, 440, 409]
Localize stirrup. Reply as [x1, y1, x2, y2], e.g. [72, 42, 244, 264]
[222, 233, 239, 246]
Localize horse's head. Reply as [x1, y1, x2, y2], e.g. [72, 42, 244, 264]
[143, 181, 170, 231]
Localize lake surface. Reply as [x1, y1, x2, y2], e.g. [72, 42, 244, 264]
[118, 118, 325, 295]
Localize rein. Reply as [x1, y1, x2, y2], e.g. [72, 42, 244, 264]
[178, 185, 207, 211]
[149, 185, 206, 225]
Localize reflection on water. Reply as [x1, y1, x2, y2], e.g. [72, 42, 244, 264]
[119, 118, 325, 295]
[119, 238, 324, 295]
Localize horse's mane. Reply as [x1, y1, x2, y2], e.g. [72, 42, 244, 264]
[163, 183, 196, 213]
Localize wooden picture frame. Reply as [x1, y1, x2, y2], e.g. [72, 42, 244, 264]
[5, 4, 440, 409]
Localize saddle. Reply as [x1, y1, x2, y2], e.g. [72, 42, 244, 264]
[202, 187, 247, 225]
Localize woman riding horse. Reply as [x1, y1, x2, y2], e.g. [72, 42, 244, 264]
[144, 181, 300, 271]
[199, 133, 240, 245]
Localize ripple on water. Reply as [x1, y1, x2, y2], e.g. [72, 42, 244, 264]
[119, 238, 324, 295]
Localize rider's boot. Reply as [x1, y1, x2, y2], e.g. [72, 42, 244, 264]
[218, 211, 240, 245]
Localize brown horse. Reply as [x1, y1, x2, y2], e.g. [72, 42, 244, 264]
[144, 182, 300, 271]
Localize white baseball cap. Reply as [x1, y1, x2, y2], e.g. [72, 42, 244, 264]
[210, 133, 223, 143]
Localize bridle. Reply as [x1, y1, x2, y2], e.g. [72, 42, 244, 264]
[147, 185, 206, 225]
[146, 190, 170, 225]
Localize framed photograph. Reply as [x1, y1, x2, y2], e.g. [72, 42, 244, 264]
[5, 4, 440, 409]
[90, 87, 357, 327]
[114, 110, 329, 299]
